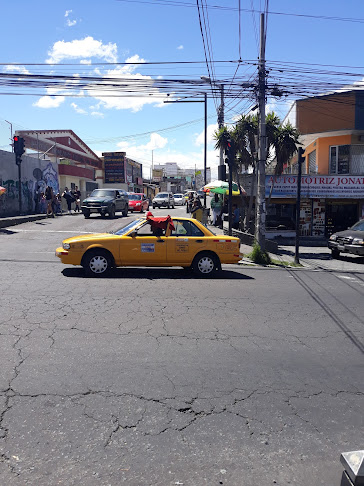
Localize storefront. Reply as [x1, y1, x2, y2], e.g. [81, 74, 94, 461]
[266, 175, 364, 237]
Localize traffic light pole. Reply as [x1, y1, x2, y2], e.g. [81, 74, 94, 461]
[294, 148, 305, 264]
[17, 158, 22, 214]
[228, 161, 233, 236]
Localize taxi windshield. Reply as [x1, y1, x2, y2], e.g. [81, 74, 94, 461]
[114, 219, 143, 235]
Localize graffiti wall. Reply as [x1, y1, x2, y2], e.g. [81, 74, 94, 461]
[0, 150, 59, 217]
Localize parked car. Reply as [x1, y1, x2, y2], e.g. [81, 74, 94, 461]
[328, 219, 364, 258]
[173, 193, 185, 206]
[127, 192, 149, 213]
[81, 189, 128, 219]
[152, 192, 175, 209]
[55, 216, 241, 277]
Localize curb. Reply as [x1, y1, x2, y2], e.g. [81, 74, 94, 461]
[0, 214, 49, 229]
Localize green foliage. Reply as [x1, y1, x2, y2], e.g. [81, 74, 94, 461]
[249, 242, 272, 265]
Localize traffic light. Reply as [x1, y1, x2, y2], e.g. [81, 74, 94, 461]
[13, 136, 25, 165]
[225, 137, 234, 162]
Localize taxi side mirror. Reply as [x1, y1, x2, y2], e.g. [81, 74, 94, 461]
[129, 231, 137, 237]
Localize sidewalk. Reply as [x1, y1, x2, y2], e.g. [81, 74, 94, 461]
[207, 221, 298, 266]
[0, 213, 48, 229]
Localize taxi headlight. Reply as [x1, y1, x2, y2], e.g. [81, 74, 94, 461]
[329, 234, 337, 241]
[63, 243, 71, 250]
[352, 238, 364, 245]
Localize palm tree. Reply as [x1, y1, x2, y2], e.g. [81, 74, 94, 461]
[213, 113, 300, 232]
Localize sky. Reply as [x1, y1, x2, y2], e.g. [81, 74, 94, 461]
[1, 0, 364, 179]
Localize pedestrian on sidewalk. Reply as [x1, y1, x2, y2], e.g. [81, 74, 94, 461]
[191, 197, 203, 222]
[62, 187, 75, 214]
[232, 204, 240, 230]
[73, 186, 81, 212]
[45, 185, 55, 218]
[211, 193, 222, 226]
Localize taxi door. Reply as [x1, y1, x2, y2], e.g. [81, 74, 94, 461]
[166, 220, 207, 265]
[120, 235, 167, 265]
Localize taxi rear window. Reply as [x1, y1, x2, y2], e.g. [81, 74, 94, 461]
[170, 220, 204, 237]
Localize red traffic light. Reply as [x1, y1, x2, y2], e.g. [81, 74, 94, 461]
[13, 136, 19, 142]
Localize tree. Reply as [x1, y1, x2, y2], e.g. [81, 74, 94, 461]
[213, 113, 300, 231]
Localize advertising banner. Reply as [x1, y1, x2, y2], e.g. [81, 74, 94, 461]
[266, 175, 364, 199]
[103, 152, 125, 183]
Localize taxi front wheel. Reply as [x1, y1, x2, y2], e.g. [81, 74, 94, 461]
[192, 252, 220, 277]
[83, 250, 113, 277]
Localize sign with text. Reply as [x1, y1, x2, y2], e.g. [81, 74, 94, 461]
[266, 175, 364, 199]
[103, 152, 125, 183]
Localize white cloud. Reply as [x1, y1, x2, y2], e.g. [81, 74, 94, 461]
[66, 18, 77, 27]
[71, 102, 87, 114]
[46, 36, 118, 64]
[195, 123, 218, 146]
[177, 45, 184, 50]
[90, 111, 104, 118]
[33, 96, 65, 108]
[4, 65, 30, 75]
[65, 10, 72, 17]
[80, 59, 92, 65]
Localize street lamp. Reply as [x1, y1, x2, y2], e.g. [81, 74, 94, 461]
[201, 76, 225, 179]
[164, 94, 208, 206]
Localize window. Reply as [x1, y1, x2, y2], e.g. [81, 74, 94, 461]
[170, 220, 204, 237]
[330, 145, 350, 174]
[308, 150, 317, 174]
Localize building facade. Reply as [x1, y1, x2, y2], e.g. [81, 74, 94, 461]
[277, 90, 364, 236]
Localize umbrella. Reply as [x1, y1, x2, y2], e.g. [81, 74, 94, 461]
[203, 180, 244, 196]
[0, 186, 6, 196]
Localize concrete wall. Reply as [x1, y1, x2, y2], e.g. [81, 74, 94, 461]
[0, 150, 59, 217]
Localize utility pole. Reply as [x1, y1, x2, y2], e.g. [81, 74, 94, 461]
[204, 92, 207, 207]
[255, 13, 267, 252]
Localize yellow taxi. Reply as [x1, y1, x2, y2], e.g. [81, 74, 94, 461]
[55, 216, 241, 277]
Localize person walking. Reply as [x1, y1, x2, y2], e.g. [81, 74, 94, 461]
[45, 185, 55, 218]
[73, 186, 81, 212]
[62, 187, 75, 214]
[191, 196, 203, 222]
[232, 204, 240, 230]
[210, 193, 222, 226]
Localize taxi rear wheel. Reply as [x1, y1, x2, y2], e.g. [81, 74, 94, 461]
[83, 250, 113, 277]
[192, 251, 220, 277]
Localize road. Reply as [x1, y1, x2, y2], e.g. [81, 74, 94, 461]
[0, 206, 363, 485]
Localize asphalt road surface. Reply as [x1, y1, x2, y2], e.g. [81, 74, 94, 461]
[0, 207, 363, 485]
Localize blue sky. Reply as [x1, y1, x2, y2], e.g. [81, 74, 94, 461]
[1, 0, 364, 179]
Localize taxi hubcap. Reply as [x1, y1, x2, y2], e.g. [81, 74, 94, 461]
[89, 255, 108, 274]
[198, 256, 214, 274]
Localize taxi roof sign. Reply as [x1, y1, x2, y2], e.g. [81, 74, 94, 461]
[340, 450, 364, 485]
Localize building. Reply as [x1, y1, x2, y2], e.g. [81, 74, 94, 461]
[15, 129, 102, 197]
[102, 151, 143, 193]
[273, 90, 364, 236]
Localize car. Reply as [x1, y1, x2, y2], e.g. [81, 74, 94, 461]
[328, 219, 364, 258]
[173, 193, 185, 206]
[127, 192, 149, 213]
[55, 216, 241, 277]
[152, 192, 175, 209]
[81, 189, 128, 219]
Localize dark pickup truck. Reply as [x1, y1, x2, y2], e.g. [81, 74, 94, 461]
[81, 189, 129, 219]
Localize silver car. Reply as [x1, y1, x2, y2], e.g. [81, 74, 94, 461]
[152, 192, 175, 209]
[173, 193, 185, 206]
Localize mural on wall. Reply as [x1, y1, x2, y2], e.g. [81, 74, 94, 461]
[0, 162, 59, 216]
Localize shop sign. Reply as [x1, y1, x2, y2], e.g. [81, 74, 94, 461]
[103, 153, 125, 183]
[266, 175, 364, 198]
